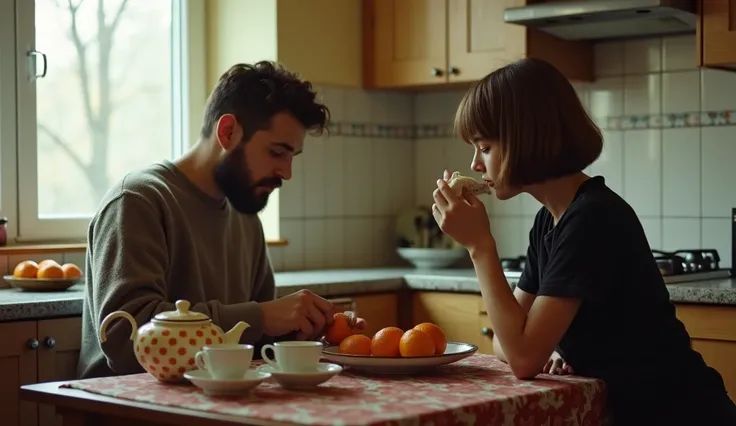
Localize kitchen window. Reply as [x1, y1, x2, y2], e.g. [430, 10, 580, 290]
[0, 0, 280, 244]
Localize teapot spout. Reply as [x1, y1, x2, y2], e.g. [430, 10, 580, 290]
[224, 321, 250, 344]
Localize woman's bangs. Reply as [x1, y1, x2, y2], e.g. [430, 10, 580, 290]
[453, 81, 499, 144]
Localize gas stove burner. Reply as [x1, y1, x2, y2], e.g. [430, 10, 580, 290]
[653, 249, 731, 284]
[500, 256, 526, 272]
[652, 249, 720, 275]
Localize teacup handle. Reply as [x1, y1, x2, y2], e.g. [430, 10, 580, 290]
[260, 344, 280, 371]
[194, 351, 208, 371]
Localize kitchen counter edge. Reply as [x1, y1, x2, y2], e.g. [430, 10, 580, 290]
[1, 268, 734, 322]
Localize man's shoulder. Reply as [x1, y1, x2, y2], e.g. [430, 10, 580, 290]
[95, 162, 174, 215]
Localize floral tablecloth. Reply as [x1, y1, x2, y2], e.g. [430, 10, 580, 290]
[61, 354, 607, 426]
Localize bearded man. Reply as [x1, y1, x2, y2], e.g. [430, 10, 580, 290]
[77, 62, 358, 379]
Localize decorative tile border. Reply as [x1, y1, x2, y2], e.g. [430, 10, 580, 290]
[600, 110, 735, 131]
[326, 122, 453, 139]
[324, 110, 735, 139]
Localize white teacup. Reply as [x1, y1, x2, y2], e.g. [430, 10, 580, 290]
[260, 341, 323, 373]
[194, 344, 253, 380]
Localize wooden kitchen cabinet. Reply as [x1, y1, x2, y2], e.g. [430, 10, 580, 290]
[328, 293, 399, 338]
[0, 317, 81, 426]
[411, 292, 494, 353]
[676, 305, 736, 400]
[699, 0, 736, 69]
[363, 0, 594, 89]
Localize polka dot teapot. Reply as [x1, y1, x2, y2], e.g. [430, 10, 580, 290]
[99, 300, 250, 382]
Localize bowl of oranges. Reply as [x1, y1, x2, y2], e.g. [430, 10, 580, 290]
[321, 312, 478, 375]
[3, 259, 83, 291]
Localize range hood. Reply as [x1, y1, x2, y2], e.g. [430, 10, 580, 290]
[504, 0, 698, 41]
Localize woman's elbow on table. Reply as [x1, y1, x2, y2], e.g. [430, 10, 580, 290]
[508, 358, 544, 380]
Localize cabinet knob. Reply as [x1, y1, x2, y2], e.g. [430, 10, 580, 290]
[44, 337, 56, 348]
[431, 67, 444, 77]
[480, 327, 493, 337]
[28, 339, 39, 350]
[448, 67, 460, 75]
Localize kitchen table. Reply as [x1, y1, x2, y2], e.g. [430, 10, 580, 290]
[20, 354, 608, 426]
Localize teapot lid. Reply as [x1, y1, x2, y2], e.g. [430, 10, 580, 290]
[153, 300, 210, 322]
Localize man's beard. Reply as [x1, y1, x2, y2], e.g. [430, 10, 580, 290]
[213, 143, 282, 214]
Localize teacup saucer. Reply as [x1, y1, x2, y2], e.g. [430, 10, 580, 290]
[184, 369, 271, 396]
[257, 362, 342, 390]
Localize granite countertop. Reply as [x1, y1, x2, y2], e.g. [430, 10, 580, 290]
[1, 268, 735, 322]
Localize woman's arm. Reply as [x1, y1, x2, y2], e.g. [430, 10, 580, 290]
[492, 287, 536, 362]
[471, 240, 581, 379]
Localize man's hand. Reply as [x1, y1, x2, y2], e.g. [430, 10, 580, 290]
[543, 351, 574, 375]
[260, 289, 336, 340]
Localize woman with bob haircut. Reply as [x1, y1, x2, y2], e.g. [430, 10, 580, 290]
[431, 58, 736, 426]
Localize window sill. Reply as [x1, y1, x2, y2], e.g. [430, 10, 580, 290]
[0, 239, 289, 255]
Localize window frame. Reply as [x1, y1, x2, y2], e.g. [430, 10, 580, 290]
[0, 0, 20, 242]
[9, 0, 206, 243]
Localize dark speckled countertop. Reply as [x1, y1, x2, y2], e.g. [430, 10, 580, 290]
[1, 268, 735, 322]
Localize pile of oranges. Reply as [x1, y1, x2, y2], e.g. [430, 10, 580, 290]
[13, 259, 83, 280]
[324, 312, 447, 358]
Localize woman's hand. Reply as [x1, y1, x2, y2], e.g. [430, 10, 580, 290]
[543, 351, 574, 375]
[431, 170, 493, 252]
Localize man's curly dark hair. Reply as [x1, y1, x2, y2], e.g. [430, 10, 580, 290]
[200, 61, 330, 142]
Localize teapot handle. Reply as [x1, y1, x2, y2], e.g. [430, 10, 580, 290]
[99, 311, 138, 343]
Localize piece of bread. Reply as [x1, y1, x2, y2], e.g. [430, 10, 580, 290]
[447, 172, 492, 197]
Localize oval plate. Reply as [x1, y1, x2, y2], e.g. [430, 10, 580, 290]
[3, 275, 82, 292]
[321, 341, 478, 375]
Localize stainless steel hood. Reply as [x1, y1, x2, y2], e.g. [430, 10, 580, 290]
[504, 0, 698, 41]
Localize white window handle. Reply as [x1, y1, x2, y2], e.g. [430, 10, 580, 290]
[27, 49, 47, 80]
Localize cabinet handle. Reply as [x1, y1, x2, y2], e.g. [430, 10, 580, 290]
[44, 337, 56, 348]
[480, 327, 493, 337]
[448, 67, 460, 75]
[431, 67, 444, 77]
[28, 338, 39, 350]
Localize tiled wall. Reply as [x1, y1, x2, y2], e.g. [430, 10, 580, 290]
[268, 87, 417, 271]
[413, 35, 736, 268]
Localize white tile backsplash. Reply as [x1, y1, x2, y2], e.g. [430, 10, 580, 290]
[701, 69, 736, 111]
[662, 35, 697, 71]
[662, 128, 700, 217]
[589, 77, 625, 121]
[302, 137, 327, 218]
[589, 129, 624, 196]
[271, 87, 415, 271]
[624, 74, 661, 115]
[662, 218, 701, 251]
[662, 71, 700, 114]
[624, 38, 662, 74]
[701, 127, 736, 218]
[624, 130, 662, 216]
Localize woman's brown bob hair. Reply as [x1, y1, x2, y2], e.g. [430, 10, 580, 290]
[454, 58, 603, 189]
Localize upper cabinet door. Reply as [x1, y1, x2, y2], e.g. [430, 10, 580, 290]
[447, 0, 526, 83]
[364, 0, 448, 88]
[700, 0, 736, 68]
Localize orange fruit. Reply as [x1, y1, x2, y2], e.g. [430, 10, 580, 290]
[399, 329, 435, 357]
[339, 334, 372, 355]
[413, 322, 447, 355]
[13, 260, 38, 278]
[37, 263, 64, 279]
[370, 326, 403, 357]
[61, 263, 83, 279]
[38, 259, 60, 269]
[324, 312, 360, 345]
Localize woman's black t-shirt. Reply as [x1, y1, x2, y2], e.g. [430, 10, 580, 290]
[516, 176, 735, 425]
